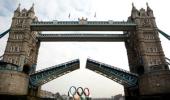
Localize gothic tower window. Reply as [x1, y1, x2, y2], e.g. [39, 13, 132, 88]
[150, 48, 153, 52]
[15, 35, 18, 39]
[10, 46, 13, 52]
[27, 49, 30, 57]
[11, 58, 15, 64]
[14, 46, 20, 52]
[8, 57, 12, 63]
[20, 34, 23, 39]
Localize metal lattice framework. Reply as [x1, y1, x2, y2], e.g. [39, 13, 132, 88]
[165, 57, 170, 65]
[37, 33, 128, 42]
[86, 58, 138, 87]
[30, 59, 80, 87]
[30, 21, 136, 31]
[0, 62, 20, 71]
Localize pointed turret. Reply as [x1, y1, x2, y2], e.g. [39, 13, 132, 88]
[146, 2, 152, 11]
[146, 2, 154, 17]
[15, 3, 21, 12]
[28, 3, 35, 18]
[14, 3, 21, 17]
[132, 3, 137, 11]
[29, 3, 35, 13]
[131, 3, 139, 18]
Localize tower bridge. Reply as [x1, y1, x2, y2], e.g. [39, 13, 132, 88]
[0, 3, 170, 100]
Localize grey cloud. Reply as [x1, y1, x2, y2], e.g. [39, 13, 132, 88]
[0, 0, 17, 16]
[70, 0, 91, 12]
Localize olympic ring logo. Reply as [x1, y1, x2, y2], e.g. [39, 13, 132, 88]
[68, 86, 90, 98]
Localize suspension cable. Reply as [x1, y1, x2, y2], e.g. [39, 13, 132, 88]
[0, 55, 3, 61]
[158, 29, 170, 40]
[165, 57, 170, 65]
[0, 29, 10, 39]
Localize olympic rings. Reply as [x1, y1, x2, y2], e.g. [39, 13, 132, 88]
[68, 86, 90, 97]
[77, 87, 84, 96]
[84, 88, 90, 96]
[69, 86, 77, 96]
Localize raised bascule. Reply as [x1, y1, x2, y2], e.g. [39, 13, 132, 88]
[0, 3, 170, 100]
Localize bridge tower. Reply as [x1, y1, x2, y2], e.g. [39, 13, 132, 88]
[125, 3, 170, 98]
[3, 4, 39, 73]
[0, 4, 41, 100]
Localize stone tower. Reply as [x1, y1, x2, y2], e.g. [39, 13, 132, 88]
[125, 3, 170, 98]
[126, 3, 168, 75]
[3, 4, 40, 73]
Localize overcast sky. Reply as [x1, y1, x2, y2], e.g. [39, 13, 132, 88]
[0, 0, 170, 98]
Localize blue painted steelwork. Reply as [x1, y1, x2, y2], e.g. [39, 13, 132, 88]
[158, 29, 170, 40]
[30, 20, 136, 31]
[0, 55, 3, 61]
[37, 33, 128, 42]
[86, 58, 138, 87]
[32, 21, 136, 25]
[0, 62, 20, 71]
[165, 57, 170, 65]
[0, 29, 10, 39]
[29, 59, 80, 87]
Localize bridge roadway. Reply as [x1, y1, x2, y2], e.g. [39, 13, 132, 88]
[86, 58, 138, 87]
[37, 33, 128, 42]
[31, 21, 136, 31]
[30, 59, 80, 87]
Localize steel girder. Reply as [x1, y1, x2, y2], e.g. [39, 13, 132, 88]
[86, 58, 138, 87]
[30, 59, 80, 87]
[37, 34, 128, 42]
[30, 21, 136, 31]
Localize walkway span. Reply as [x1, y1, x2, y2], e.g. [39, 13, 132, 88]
[37, 34, 128, 42]
[31, 21, 136, 31]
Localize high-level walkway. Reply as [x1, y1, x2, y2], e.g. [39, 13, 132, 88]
[31, 20, 136, 31]
[37, 33, 128, 42]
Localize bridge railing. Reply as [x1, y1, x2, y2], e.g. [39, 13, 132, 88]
[31, 21, 136, 26]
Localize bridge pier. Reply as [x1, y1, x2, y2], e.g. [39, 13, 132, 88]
[27, 86, 41, 100]
[0, 64, 29, 100]
[124, 86, 139, 96]
[125, 70, 170, 100]
[0, 71, 29, 96]
[139, 70, 170, 97]
[0, 62, 42, 100]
